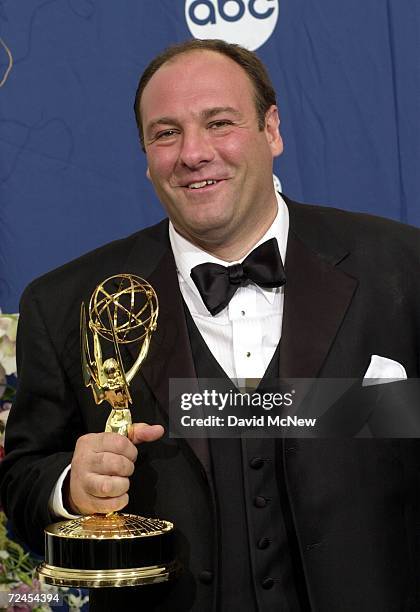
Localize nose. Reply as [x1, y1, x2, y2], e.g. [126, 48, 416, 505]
[178, 127, 215, 169]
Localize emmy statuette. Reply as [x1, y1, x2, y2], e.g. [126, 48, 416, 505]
[37, 275, 179, 588]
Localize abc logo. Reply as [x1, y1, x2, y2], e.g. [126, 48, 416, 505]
[185, 0, 279, 51]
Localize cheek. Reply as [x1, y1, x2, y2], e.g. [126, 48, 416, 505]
[146, 149, 177, 183]
[215, 132, 254, 164]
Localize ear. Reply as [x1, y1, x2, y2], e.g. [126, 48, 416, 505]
[146, 167, 151, 181]
[264, 105, 283, 158]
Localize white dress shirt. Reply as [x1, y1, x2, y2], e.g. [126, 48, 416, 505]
[169, 191, 289, 379]
[50, 192, 289, 518]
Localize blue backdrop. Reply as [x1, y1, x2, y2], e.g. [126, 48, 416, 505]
[1, 1, 419, 312]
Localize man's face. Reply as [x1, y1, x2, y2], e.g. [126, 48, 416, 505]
[141, 50, 283, 255]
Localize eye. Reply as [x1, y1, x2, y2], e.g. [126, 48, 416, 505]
[154, 129, 179, 140]
[209, 120, 233, 130]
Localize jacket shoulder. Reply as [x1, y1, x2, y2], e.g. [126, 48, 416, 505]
[285, 196, 420, 259]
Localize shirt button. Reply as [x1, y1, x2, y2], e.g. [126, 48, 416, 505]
[249, 457, 264, 469]
[199, 570, 213, 584]
[257, 537, 270, 550]
[254, 496, 268, 508]
[241, 310, 246, 316]
[262, 577, 274, 590]
[246, 351, 251, 357]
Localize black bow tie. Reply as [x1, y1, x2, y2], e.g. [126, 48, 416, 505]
[190, 238, 286, 316]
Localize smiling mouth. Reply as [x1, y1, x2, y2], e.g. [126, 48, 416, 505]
[185, 179, 220, 190]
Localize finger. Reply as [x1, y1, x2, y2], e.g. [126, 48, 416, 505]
[130, 423, 165, 445]
[89, 432, 138, 462]
[94, 493, 129, 514]
[92, 452, 135, 477]
[79, 493, 129, 515]
[84, 474, 130, 499]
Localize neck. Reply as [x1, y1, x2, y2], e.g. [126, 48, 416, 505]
[197, 220, 273, 261]
[176, 200, 278, 262]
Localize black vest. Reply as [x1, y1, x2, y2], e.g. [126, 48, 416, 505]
[184, 307, 309, 612]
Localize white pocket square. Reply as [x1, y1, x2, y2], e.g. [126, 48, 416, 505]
[362, 354, 407, 387]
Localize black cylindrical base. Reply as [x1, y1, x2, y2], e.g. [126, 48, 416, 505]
[37, 513, 179, 588]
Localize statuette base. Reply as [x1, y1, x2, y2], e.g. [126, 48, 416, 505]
[37, 513, 178, 588]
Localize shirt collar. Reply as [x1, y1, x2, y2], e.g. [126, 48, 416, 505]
[169, 191, 289, 306]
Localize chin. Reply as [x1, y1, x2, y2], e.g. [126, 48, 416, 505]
[187, 216, 231, 238]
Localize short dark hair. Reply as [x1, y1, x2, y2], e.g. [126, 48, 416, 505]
[134, 39, 277, 151]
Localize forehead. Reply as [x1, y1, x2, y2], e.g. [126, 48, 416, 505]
[140, 50, 256, 122]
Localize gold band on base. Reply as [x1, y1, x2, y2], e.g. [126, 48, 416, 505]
[37, 561, 180, 588]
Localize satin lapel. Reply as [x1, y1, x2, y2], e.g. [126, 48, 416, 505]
[119, 233, 212, 477]
[279, 229, 358, 379]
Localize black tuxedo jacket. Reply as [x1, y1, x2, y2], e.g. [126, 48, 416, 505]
[1, 197, 420, 611]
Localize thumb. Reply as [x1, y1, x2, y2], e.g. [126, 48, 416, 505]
[130, 422, 165, 445]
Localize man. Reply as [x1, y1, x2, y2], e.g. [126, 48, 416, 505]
[1, 39, 420, 611]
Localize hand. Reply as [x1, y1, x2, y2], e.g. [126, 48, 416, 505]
[66, 423, 164, 515]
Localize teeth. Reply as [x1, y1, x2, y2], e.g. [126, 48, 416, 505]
[188, 179, 217, 189]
